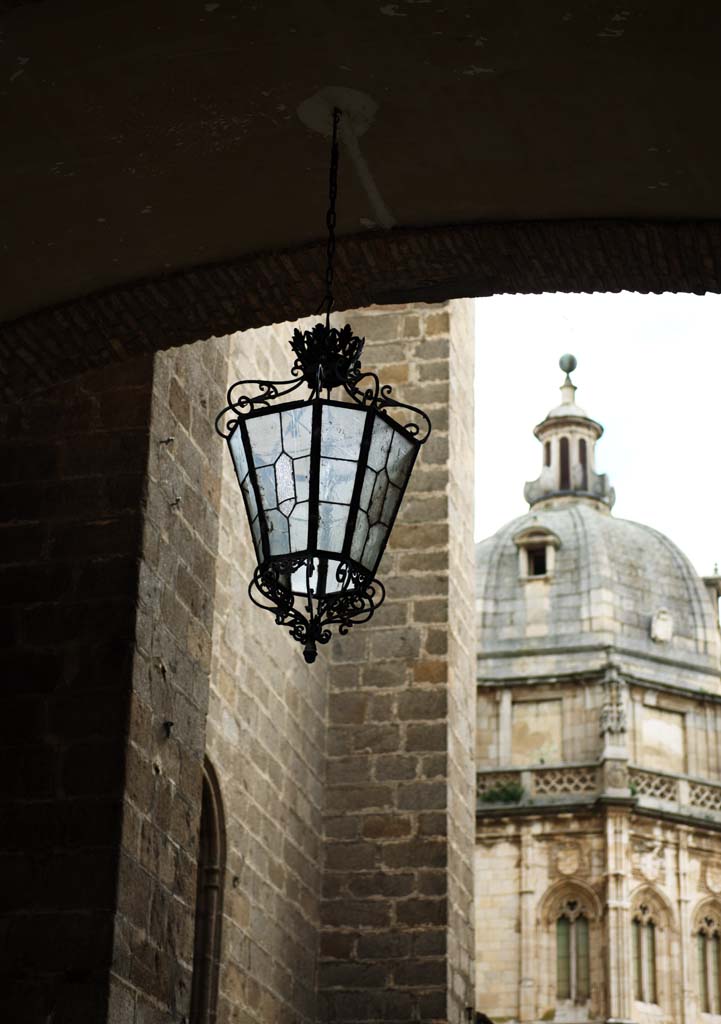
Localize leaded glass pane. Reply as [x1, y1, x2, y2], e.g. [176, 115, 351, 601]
[256, 464, 278, 509]
[318, 502, 350, 552]
[575, 915, 590, 1001]
[351, 509, 370, 562]
[246, 411, 283, 468]
[241, 475, 258, 523]
[266, 508, 290, 556]
[319, 457, 358, 504]
[367, 416, 394, 471]
[275, 453, 295, 505]
[250, 516, 262, 558]
[289, 502, 309, 553]
[381, 481, 402, 525]
[321, 405, 366, 460]
[228, 427, 249, 484]
[281, 406, 313, 459]
[294, 455, 310, 502]
[712, 934, 720, 1013]
[368, 468, 389, 524]
[322, 557, 345, 595]
[361, 522, 388, 572]
[386, 428, 415, 487]
[556, 917, 570, 1000]
[360, 466, 375, 511]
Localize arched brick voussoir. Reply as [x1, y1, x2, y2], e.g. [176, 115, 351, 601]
[3, 217, 721, 402]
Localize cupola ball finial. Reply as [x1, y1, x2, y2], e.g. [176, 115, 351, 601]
[559, 353, 577, 376]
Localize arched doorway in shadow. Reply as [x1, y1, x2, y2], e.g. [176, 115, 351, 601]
[190, 758, 226, 1024]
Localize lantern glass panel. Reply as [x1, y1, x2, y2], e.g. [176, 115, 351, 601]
[275, 453, 294, 504]
[318, 502, 350, 552]
[289, 501, 309, 552]
[319, 457, 357, 504]
[367, 417, 394, 471]
[386, 430, 415, 486]
[382, 482, 402, 523]
[256, 464, 277, 509]
[246, 411, 283, 468]
[359, 466, 375, 511]
[321, 405, 366, 460]
[281, 406, 313, 459]
[294, 455, 310, 502]
[351, 510, 370, 562]
[250, 515, 262, 557]
[362, 522, 389, 572]
[266, 508, 290, 556]
[240, 474, 258, 524]
[368, 468, 389, 523]
[228, 428, 249, 485]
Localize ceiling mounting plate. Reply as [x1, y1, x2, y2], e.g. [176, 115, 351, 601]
[297, 86, 378, 138]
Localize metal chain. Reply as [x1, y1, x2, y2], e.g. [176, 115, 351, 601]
[323, 107, 341, 328]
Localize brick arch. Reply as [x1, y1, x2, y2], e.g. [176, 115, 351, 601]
[4, 218, 721, 402]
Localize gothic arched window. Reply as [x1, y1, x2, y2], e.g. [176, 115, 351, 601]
[190, 759, 226, 1024]
[696, 912, 721, 1013]
[556, 900, 590, 1003]
[632, 904, 658, 1004]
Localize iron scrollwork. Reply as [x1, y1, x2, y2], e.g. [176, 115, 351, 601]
[249, 556, 385, 662]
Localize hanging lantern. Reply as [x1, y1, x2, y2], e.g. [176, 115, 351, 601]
[215, 110, 431, 662]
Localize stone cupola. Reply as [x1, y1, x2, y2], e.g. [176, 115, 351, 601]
[524, 354, 615, 510]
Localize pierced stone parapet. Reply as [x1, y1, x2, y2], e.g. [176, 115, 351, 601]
[533, 765, 598, 796]
[689, 780, 721, 812]
[628, 768, 678, 802]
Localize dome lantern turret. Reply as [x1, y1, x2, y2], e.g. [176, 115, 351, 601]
[524, 355, 615, 510]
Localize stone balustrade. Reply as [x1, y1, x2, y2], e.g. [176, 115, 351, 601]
[477, 763, 721, 823]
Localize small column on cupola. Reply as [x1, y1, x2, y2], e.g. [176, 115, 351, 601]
[524, 354, 616, 510]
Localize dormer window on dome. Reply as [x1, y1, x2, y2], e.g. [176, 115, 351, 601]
[514, 526, 561, 580]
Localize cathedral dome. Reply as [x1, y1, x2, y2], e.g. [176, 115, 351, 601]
[476, 357, 721, 684]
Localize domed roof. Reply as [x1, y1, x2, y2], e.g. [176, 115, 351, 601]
[476, 503, 720, 675]
[476, 357, 721, 686]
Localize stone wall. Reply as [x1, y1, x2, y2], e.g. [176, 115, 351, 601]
[477, 682, 605, 769]
[318, 300, 476, 1024]
[206, 317, 331, 1024]
[108, 338, 230, 1021]
[0, 355, 154, 1021]
[0, 299, 478, 1024]
[474, 810, 721, 1024]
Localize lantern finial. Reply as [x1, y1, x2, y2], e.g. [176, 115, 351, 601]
[290, 322, 365, 391]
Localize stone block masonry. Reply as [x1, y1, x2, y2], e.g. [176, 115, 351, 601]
[107, 338, 230, 1022]
[319, 301, 476, 1024]
[0, 355, 154, 1022]
[205, 316, 331, 1024]
[0, 299, 477, 1024]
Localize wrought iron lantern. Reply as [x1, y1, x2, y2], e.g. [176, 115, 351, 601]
[215, 110, 431, 662]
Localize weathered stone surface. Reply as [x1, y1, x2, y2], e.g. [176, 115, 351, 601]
[1, 300, 477, 1024]
[0, 355, 153, 1021]
[321, 301, 476, 1024]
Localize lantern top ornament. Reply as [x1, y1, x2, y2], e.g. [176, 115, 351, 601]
[215, 108, 431, 662]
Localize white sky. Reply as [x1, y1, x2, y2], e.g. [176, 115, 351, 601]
[473, 291, 721, 577]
